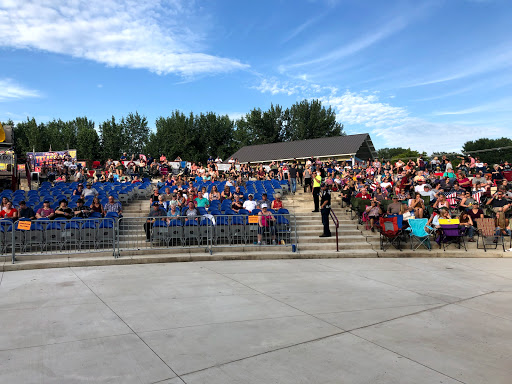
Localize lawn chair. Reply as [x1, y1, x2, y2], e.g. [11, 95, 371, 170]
[438, 224, 467, 251]
[406, 218, 434, 250]
[476, 217, 505, 252]
[379, 216, 402, 251]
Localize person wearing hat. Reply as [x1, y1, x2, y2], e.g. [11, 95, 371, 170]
[257, 203, 276, 245]
[36, 200, 55, 219]
[319, 183, 332, 237]
[144, 201, 168, 242]
[18, 201, 35, 220]
[82, 182, 99, 198]
[73, 198, 90, 218]
[73, 183, 84, 196]
[243, 193, 257, 212]
[55, 199, 73, 219]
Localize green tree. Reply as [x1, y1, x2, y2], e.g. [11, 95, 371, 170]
[196, 112, 234, 162]
[75, 117, 100, 162]
[121, 112, 149, 156]
[14, 118, 42, 155]
[462, 137, 512, 164]
[377, 147, 426, 161]
[100, 116, 125, 160]
[284, 99, 343, 141]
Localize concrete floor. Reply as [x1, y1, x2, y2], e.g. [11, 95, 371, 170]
[0, 258, 511, 384]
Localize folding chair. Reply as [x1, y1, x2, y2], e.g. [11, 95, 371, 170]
[168, 219, 183, 246]
[406, 218, 434, 250]
[151, 219, 169, 246]
[183, 220, 199, 245]
[438, 224, 467, 251]
[229, 215, 246, 245]
[476, 218, 505, 252]
[379, 216, 402, 251]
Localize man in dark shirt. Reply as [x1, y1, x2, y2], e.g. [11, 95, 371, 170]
[73, 199, 90, 218]
[319, 183, 331, 237]
[144, 202, 168, 242]
[486, 191, 510, 213]
[289, 163, 298, 194]
[18, 201, 35, 219]
[54, 200, 73, 219]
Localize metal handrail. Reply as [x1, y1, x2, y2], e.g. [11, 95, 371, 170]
[330, 209, 339, 252]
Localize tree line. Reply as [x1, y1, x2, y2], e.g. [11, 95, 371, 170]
[4, 99, 343, 164]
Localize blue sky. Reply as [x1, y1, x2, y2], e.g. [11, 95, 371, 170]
[1, 0, 511, 154]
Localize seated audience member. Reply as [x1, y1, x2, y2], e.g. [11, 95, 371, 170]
[54, 200, 73, 219]
[90, 197, 103, 215]
[167, 204, 180, 221]
[459, 191, 477, 210]
[434, 194, 450, 210]
[455, 170, 472, 190]
[209, 185, 221, 201]
[257, 203, 276, 245]
[176, 191, 186, 208]
[491, 164, 504, 183]
[472, 171, 486, 187]
[458, 211, 474, 238]
[220, 186, 233, 201]
[387, 196, 402, 215]
[73, 198, 90, 218]
[200, 186, 209, 200]
[271, 193, 284, 210]
[257, 193, 270, 209]
[365, 200, 382, 232]
[495, 212, 511, 239]
[183, 201, 198, 221]
[243, 194, 257, 212]
[419, 184, 437, 203]
[82, 182, 99, 198]
[409, 193, 425, 218]
[373, 187, 386, 202]
[231, 195, 244, 213]
[355, 188, 371, 200]
[427, 208, 451, 229]
[486, 191, 510, 214]
[233, 186, 244, 200]
[0, 201, 18, 219]
[144, 202, 168, 242]
[103, 195, 123, 217]
[149, 188, 160, 204]
[18, 201, 35, 219]
[158, 195, 170, 211]
[194, 191, 210, 209]
[73, 184, 84, 196]
[36, 200, 55, 219]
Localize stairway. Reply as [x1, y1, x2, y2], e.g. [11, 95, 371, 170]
[285, 188, 379, 257]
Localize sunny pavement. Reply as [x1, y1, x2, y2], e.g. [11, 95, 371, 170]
[0, 258, 511, 383]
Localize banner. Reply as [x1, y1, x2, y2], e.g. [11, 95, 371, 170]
[27, 150, 77, 172]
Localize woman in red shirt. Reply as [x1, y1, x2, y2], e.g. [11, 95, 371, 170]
[271, 193, 284, 210]
[1, 202, 18, 219]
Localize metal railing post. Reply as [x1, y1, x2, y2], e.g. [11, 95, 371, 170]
[330, 209, 339, 252]
[11, 223, 15, 264]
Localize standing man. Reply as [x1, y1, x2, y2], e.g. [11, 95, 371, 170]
[312, 171, 322, 212]
[289, 163, 298, 195]
[319, 183, 331, 237]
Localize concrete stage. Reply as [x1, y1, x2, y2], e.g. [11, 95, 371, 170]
[0, 258, 511, 383]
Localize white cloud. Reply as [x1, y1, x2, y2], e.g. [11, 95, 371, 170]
[0, 79, 41, 102]
[0, 0, 248, 77]
[253, 78, 508, 153]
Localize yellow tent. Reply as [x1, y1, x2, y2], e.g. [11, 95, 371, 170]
[0, 123, 5, 143]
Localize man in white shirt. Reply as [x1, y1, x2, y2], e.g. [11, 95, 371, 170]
[215, 156, 222, 163]
[82, 182, 99, 198]
[243, 194, 257, 212]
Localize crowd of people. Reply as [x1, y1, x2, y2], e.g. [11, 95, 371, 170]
[17, 150, 512, 249]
